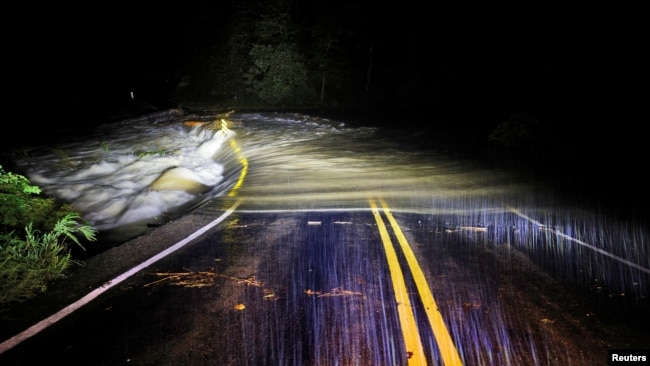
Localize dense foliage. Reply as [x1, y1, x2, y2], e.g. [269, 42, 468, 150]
[0, 165, 97, 306]
[178, 1, 430, 111]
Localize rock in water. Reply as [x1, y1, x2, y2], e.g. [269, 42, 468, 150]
[195, 129, 233, 159]
[149, 167, 211, 194]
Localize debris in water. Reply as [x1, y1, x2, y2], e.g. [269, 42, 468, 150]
[144, 269, 264, 288]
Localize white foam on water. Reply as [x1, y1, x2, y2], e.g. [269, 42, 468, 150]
[15, 112, 235, 236]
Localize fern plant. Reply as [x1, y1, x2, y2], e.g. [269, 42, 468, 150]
[0, 165, 97, 306]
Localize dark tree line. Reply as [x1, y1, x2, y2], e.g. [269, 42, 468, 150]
[176, 0, 444, 112]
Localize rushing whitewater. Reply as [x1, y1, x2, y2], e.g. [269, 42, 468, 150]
[13, 109, 238, 243]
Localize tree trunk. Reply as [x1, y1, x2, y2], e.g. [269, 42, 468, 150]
[366, 45, 373, 92]
[320, 75, 326, 102]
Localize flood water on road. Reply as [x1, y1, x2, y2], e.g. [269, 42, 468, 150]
[6, 108, 650, 364]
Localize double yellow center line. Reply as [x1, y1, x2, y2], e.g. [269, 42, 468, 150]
[369, 198, 463, 366]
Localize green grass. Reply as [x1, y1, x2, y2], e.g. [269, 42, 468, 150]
[0, 165, 97, 306]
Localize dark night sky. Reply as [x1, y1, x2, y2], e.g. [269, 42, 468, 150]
[6, 3, 647, 148]
[9, 4, 217, 111]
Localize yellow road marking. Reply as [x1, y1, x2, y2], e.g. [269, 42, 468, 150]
[228, 137, 248, 197]
[369, 199, 426, 365]
[377, 199, 463, 366]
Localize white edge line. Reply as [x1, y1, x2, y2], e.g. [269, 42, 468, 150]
[507, 206, 650, 275]
[0, 198, 242, 354]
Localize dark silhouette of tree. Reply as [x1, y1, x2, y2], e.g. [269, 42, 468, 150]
[240, 2, 314, 106]
[180, 0, 383, 109]
[297, 2, 366, 107]
[181, 0, 313, 107]
[178, 0, 454, 111]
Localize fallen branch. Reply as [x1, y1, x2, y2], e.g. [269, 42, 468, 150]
[144, 269, 263, 288]
[305, 287, 363, 297]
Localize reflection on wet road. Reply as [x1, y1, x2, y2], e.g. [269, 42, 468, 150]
[1, 110, 649, 365]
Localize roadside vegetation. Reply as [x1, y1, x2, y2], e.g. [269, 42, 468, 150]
[0, 165, 97, 307]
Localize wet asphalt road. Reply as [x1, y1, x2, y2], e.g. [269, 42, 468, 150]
[1, 193, 648, 366]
